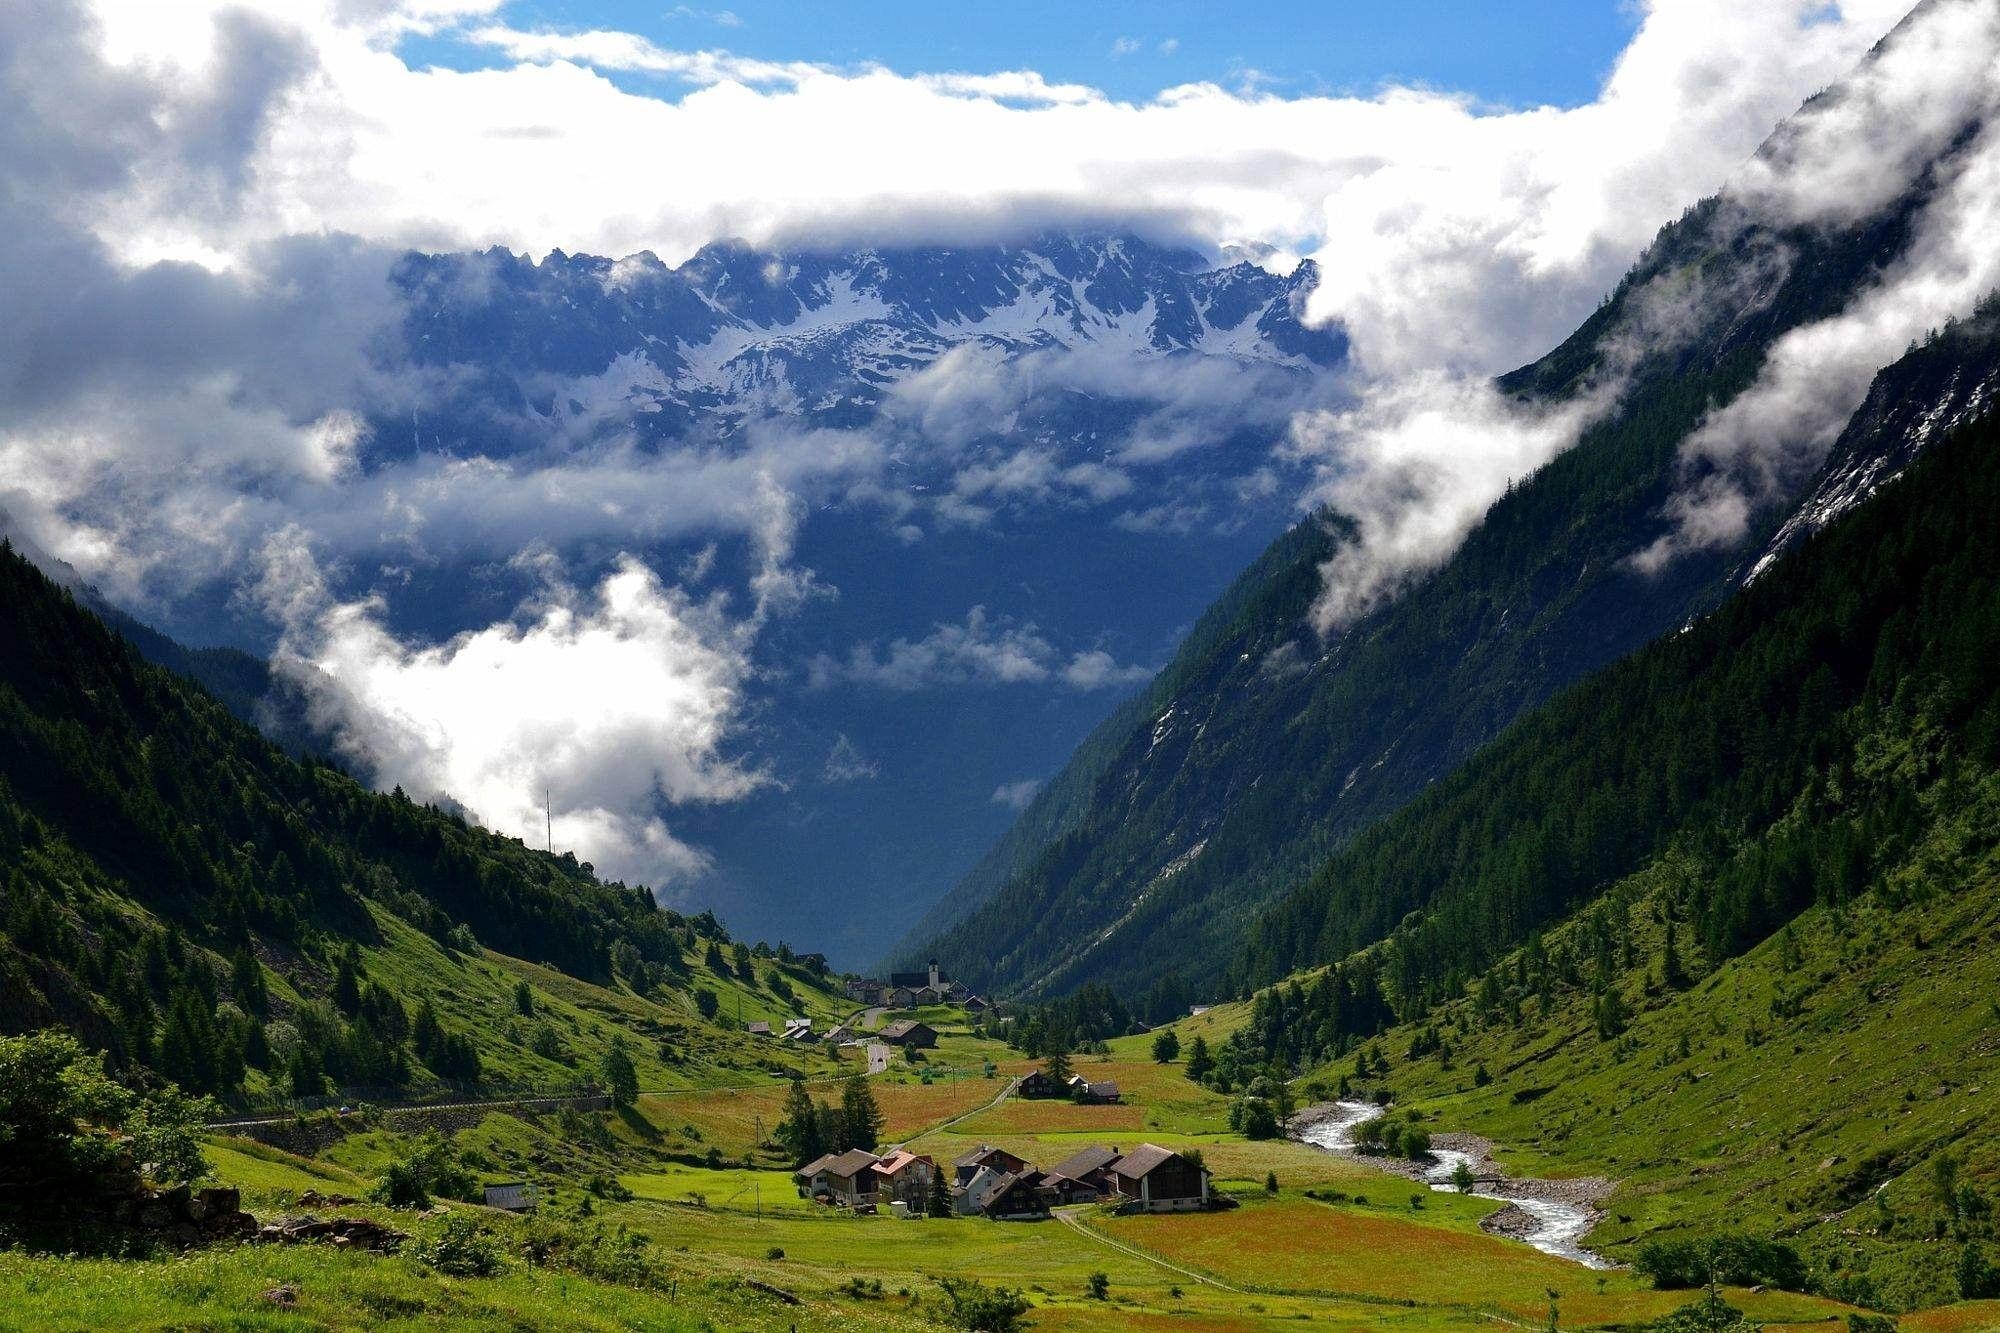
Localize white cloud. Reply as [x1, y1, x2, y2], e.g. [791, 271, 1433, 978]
[260, 538, 763, 889]
[1637, 7, 2000, 570]
[1288, 374, 1609, 630]
[991, 778, 1042, 810]
[1110, 37, 1142, 59]
[809, 607, 1150, 691]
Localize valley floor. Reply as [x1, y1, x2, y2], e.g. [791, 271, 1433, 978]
[16, 1007, 1999, 1331]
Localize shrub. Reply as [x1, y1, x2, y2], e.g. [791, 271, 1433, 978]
[370, 1131, 476, 1209]
[1634, 1234, 1806, 1292]
[1086, 1271, 1109, 1300]
[416, 1214, 503, 1278]
[936, 1276, 1032, 1332]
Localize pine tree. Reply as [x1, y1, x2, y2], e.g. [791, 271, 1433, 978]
[332, 947, 362, 1016]
[840, 1077, 883, 1153]
[927, 1164, 953, 1217]
[230, 947, 269, 1016]
[1184, 1035, 1214, 1083]
[776, 1078, 825, 1168]
[1043, 1045, 1073, 1084]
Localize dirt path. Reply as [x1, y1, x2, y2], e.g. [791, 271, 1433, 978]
[1052, 1207, 1243, 1293]
[908, 1076, 1020, 1144]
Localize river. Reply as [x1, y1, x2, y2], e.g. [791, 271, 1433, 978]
[1296, 1101, 1613, 1269]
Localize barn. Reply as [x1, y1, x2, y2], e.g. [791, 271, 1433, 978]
[1106, 1144, 1211, 1213]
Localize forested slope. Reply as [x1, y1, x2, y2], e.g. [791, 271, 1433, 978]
[0, 546, 840, 1103]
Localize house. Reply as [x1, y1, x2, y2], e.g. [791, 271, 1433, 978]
[483, 1182, 538, 1212]
[1188, 1004, 1213, 1017]
[1067, 1076, 1121, 1105]
[782, 1017, 813, 1040]
[1016, 1070, 1066, 1100]
[844, 978, 887, 1005]
[954, 1144, 1030, 1187]
[822, 1023, 857, 1045]
[954, 1164, 1009, 1216]
[944, 980, 970, 1003]
[1043, 1146, 1122, 1204]
[914, 985, 944, 1006]
[868, 1149, 937, 1209]
[746, 1020, 772, 1037]
[795, 1148, 882, 1206]
[1107, 1144, 1211, 1213]
[878, 1019, 937, 1049]
[981, 1170, 1054, 1220]
[962, 995, 991, 1014]
[887, 986, 920, 1009]
[796, 953, 829, 973]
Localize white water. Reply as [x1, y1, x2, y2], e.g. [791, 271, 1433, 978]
[1297, 1101, 1612, 1269]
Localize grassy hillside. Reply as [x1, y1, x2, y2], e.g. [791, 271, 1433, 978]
[0, 542, 849, 1105]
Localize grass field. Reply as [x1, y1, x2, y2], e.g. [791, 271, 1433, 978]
[31, 992, 2000, 1330]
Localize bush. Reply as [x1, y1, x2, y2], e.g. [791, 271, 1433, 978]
[937, 1276, 1032, 1332]
[1634, 1234, 1806, 1292]
[1086, 1271, 1110, 1300]
[416, 1214, 503, 1277]
[371, 1131, 477, 1209]
[0, 1029, 213, 1191]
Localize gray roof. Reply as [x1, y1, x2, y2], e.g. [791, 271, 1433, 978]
[1109, 1144, 1188, 1180]
[798, 1148, 881, 1180]
[1046, 1145, 1121, 1181]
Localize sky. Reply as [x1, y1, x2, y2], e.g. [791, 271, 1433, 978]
[6, 0, 1983, 949]
[399, 1, 1643, 108]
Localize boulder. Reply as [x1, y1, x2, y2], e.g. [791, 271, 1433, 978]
[189, 1187, 240, 1222]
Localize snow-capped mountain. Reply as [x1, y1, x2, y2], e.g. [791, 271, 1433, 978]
[389, 233, 1341, 448]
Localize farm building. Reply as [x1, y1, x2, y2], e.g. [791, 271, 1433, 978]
[1043, 1145, 1122, 1203]
[878, 1019, 937, 1049]
[795, 1148, 882, 1207]
[1107, 1144, 1211, 1213]
[1068, 1076, 1121, 1104]
[1016, 1070, 1065, 1099]
[981, 1171, 1054, 1220]
[745, 1020, 772, 1037]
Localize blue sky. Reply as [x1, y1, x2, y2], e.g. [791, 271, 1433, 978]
[409, 0, 1642, 107]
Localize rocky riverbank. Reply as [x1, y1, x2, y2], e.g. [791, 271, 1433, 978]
[1292, 1101, 1616, 1268]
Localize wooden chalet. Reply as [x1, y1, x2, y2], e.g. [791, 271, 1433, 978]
[1016, 1070, 1066, 1099]
[1043, 1145, 1122, 1203]
[1107, 1144, 1210, 1213]
[795, 1148, 882, 1207]
[877, 1019, 937, 1049]
[953, 1144, 1030, 1187]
